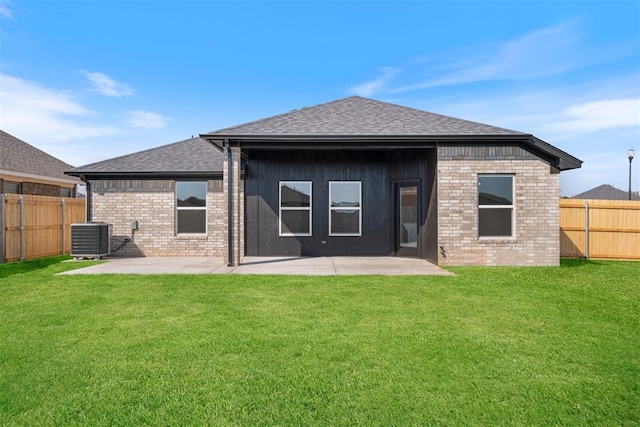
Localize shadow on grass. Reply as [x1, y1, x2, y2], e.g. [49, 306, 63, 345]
[560, 258, 604, 268]
[0, 255, 71, 279]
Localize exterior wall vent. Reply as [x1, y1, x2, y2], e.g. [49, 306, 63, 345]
[71, 222, 111, 259]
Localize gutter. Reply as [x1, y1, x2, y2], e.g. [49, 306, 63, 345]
[201, 133, 531, 144]
[65, 171, 223, 180]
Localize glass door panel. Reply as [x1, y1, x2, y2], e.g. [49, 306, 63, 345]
[400, 186, 418, 248]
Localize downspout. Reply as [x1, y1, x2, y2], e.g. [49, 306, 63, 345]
[80, 175, 92, 221]
[226, 139, 233, 266]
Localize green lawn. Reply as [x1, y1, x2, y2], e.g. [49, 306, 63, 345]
[1, 257, 638, 426]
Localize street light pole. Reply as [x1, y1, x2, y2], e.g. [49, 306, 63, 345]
[629, 148, 635, 201]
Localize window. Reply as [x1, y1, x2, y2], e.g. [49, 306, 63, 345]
[478, 175, 514, 238]
[4, 181, 21, 194]
[60, 187, 74, 198]
[176, 181, 207, 234]
[329, 181, 361, 236]
[279, 181, 312, 236]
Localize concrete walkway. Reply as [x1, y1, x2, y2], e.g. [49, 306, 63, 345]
[60, 256, 453, 276]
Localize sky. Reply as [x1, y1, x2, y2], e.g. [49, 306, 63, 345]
[0, 0, 639, 197]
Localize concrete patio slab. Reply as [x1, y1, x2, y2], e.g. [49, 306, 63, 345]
[59, 256, 453, 276]
[60, 257, 224, 275]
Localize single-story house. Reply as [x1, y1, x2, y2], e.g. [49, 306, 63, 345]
[66, 96, 582, 266]
[1, 130, 81, 197]
[572, 184, 640, 201]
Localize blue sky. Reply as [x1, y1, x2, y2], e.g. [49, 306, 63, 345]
[1, 0, 639, 196]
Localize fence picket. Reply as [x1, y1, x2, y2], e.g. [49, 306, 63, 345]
[1, 194, 86, 262]
[560, 199, 640, 260]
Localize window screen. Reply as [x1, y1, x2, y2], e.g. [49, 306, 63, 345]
[176, 181, 207, 234]
[279, 181, 312, 236]
[329, 181, 361, 236]
[478, 175, 513, 237]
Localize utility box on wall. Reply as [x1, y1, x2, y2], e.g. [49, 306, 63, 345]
[71, 222, 111, 259]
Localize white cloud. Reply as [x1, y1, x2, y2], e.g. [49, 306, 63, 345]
[350, 67, 400, 97]
[0, 0, 12, 18]
[353, 20, 638, 97]
[402, 76, 640, 197]
[392, 22, 583, 93]
[81, 71, 135, 97]
[127, 110, 170, 129]
[549, 98, 640, 133]
[0, 73, 121, 142]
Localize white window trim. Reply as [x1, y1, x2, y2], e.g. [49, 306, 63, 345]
[279, 181, 312, 237]
[478, 174, 515, 239]
[329, 181, 362, 237]
[175, 181, 208, 235]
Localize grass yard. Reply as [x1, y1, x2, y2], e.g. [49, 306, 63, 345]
[1, 257, 638, 426]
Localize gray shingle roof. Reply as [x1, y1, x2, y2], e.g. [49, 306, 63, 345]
[67, 96, 582, 176]
[207, 96, 527, 137]
[572, 184, 640, 200]
[0, 130, 80, 182]
[67, 136, 224, 176]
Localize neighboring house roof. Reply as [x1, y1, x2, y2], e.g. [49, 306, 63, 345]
[0, 129, 80, 184]
[572, 184, 640, 200]
[67, 136, 224, 178]
[203, 96, 582, 171]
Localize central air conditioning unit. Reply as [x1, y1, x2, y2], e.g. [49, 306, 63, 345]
[71, 222, 111, 259]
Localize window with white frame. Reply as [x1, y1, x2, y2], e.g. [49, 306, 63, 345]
[329, 181, 361, 236]
[478, 175, 514, 238]
[279, 181, 312, 236]
[176, 181, 207, 234]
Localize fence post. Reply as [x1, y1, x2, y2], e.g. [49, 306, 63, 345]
[61, 198, 66, 255]
[0, 194, 5, 263]
[584, 200, 589, 260]
[19, 195, 24, 261]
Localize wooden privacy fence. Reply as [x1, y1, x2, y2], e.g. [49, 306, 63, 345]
[0, 194, 86, 262]
[560, 199, 640, 260]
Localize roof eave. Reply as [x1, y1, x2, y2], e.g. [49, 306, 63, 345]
[201, 133, 531, 151]
[202, 133, 528, 142]
[65, 170, 223, 179]
[529, 137, 583, 171]
[201, 133, 582, 172]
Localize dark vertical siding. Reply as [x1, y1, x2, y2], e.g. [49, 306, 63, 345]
[245, 149, 435, 258]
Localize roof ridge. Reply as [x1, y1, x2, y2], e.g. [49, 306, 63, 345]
[207, 96, 365, 135]
[205, 95, 528, 137]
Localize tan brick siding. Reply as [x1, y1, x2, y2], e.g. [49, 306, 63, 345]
[90, 179, 225, 257]
[437, 154, 560, 266]
[221, 147, 244, 265]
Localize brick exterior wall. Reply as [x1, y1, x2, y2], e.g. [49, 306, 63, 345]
[221, 147, 244, 265]
[1, 178, 75, 197]
[22, 182, 61, 197]
[437, 146, 560, 266]
[90, 179, 225, 257]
